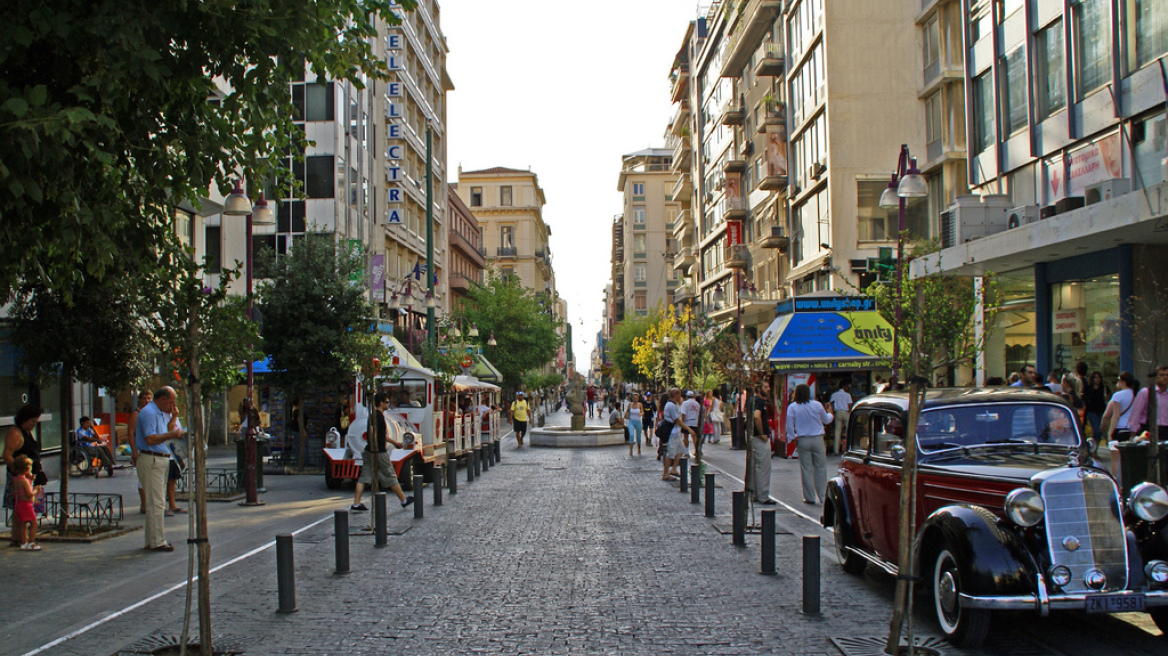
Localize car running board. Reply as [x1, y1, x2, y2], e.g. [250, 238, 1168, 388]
[845, 545, 899, 576]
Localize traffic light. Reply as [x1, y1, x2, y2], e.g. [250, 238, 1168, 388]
[867, 247, 897, 282]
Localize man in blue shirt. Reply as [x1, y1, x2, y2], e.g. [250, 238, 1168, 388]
[76, 416, 115, 475]
[135, 387, 186, 552]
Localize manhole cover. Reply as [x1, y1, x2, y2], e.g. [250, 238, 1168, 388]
[831, 636, 946, 656]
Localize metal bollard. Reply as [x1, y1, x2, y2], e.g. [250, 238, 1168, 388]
[433, 465, 443, 506]
[374, 492, 387, 547]
[414, 475, 424, 519]
[276, 533, 297, 613]
[679, 458, 689, 493]
[449, 459, 458, 495]
[482, 445, 490, 471]
[494, 441, 501, 463]
[477, 446, 485, 474]
[760, 510, 776, 575]
[802, 535, 821, 615]
[705, 473, 716, 518]
[732, 491, 746, 547]
[467, 452, 475, 482]
[334, 510, 350, 575]
[690, 464, 701, 504]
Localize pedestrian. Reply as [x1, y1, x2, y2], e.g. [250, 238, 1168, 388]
[1102, 371, 1137, 442]
[136, 387, 187, 552]
[680, 390, 701, 450]
[785, 383, 832, 505]
[829, 381, 853, 455]
[626, 393, 644, 456]
[4, 404, 47, 546]
[749, 381, 776, 505]
[873, 375, 887, 393]
[1082, 371, 1110, 439]
[76, 416, 116, 475]
[126, 391, 151, 514]
[1127, 365, 1168, 442]
[608, 400, 629, 454]
[11, 455, 42, 551]
[586, 386, 596, 418]
[351, 393, 414, 511]
[708, 390, 724, 444]
[1011, 364, 1039, 388]
[164, 422, 188, 517]
[661, 388, 694, 480]
[701, 390, 716, 445]
[511, 391, 530, 447]
[1046, 371, 1064, 394]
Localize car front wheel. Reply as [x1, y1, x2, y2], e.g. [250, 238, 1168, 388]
[398, 456, 415, 491]
[833, 503, 866, 575]
[932, 547, 990, 648]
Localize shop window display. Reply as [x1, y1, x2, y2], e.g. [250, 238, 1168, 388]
[1050, 277, 1120, 378]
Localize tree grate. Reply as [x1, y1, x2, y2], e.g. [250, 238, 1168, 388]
[114, 634, 261, 656]
[831, 636, 946, 656]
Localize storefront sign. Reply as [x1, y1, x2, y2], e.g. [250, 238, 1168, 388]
[1052, 309, 1084, 334]
[370, 254, 385, 301]
[1067, 133, 1123, 196]
[384, 17, 403, 227]
[726, 220, 743, 245]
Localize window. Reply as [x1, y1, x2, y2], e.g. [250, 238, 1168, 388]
[856, 180, 929, 241]
[1035, 21, 1066, 120]
[205, 226, 221, 274]
[973, 72, 995, 152]
[500, 225, 514, 248]
[470, 187, 483, 207]
[1075, 0, 1111, 95]
[872, 414, 904, 456]
[633, 206, 645, 224]
[1130, 0, 1168, 70]
[174, 209, 192, 247]
[1002, 47, 1028, 134]
[634, 293, 647, 312]
[848, 411, 871, 452]
[634, 264, 647, 281]
[632, 182, 645, 196]
[305, 82, 334, 121]
[500, 185, 513, 206]
[304, 155, 334, 198]
[1000, 0, 1024, 18]
[277, 200, 306, 233]
[633, 234, 646, 256]
[923, 17, 940, 71]
[1133, 114, 1167, 187]
[926, 92, 943, 146]
[970, 0, 992, 42]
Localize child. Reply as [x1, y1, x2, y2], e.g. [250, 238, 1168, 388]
[12, 454, 42, 551]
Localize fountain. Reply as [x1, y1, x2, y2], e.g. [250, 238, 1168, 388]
[529, 379, 624, 447]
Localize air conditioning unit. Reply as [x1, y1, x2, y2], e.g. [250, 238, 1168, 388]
[1006, 205, 1040, 229]
[1084, 178, 1131, 205]
[809, 162, 826, 180]
[940, 195, 1010, 248]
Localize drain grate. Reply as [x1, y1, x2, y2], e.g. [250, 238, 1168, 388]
[831, 636, 946, 656]
[545, 466, 567, 470]
[115, 634, 261, 655]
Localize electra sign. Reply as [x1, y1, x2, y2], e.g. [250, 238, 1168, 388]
[385, 17, 403, 225]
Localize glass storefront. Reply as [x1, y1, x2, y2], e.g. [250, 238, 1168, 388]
[0, 325, 64, 450]
[988, 271, 1037, 379]
[1050, 276, 1121, 378]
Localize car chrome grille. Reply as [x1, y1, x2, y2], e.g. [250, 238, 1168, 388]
[1041, 469, 1127, 593]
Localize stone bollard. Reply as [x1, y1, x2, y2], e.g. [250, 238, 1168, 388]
[334, 510, 349, 575]
[276, 533, 297, 613]
[414, 475, 424, 519]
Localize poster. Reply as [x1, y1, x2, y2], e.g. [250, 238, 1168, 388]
[370, 253, 386, 302]
[767, 128, 788, 178]
[1067, 133, 1122, 196]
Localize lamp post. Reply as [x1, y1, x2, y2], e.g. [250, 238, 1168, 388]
[877, 145, 928, 388]
[223, 179, 275, 506]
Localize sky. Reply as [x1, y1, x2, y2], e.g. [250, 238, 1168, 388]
[442, 0, 701, 374]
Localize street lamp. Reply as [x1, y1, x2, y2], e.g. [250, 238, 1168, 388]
[222, 179, 274, 507]
[878, 145, 929, 387]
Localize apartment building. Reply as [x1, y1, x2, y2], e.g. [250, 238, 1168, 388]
[616, 148, 679, 317]
[610, 215, 625, 323]
[446, 183, 486, 307]
[455, 167, 557, 298]
[913, 0, 1168, 383]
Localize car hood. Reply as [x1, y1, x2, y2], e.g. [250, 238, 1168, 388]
[919, 447, 1074, 482]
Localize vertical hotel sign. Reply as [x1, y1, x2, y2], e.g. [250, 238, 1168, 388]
[385, 3, 404, 225]
[725, 219, 743, 245]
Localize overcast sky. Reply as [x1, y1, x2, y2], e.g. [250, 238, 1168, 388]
[442, 0, 700, 374]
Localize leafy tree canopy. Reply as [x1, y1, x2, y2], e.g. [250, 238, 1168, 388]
[608, 313, 656, 384]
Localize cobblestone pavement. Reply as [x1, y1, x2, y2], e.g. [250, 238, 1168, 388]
[9, 410, 1168, 656]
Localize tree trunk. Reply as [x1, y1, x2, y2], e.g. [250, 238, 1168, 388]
[186, 307, 213, 655]
[57, 364, 73, 535]
[1148, 380, 1160, 486]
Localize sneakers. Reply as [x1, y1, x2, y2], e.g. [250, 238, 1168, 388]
[401, 497, 415, 508]
[20, 542, 42, 551]
[350, 503, 368, 512]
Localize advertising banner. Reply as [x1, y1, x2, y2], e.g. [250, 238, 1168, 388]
[726, 219, 743, 246]
[370, 253, 386, 301]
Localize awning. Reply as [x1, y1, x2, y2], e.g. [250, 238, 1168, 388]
[381, 335, 426, 370]
[470, 353, 502, 382]
[452, 375, 501, 392]
[757, 307, 895, 372]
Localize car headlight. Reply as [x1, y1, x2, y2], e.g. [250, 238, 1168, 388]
[1145, 560, 1168, 584]
[1005, 488, 1045, 527]
[1049, 565, 1072, 588]
[1129, 482, 1168, 522]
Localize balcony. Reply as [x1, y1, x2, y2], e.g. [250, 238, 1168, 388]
[722, 157, 746, 174]
[449, 272, 479, 292]
[673, 283, 694, 303]
[496, 246, 517, 258]
[672, 135, 692, 169]
[672, 173, 693, 201]
[722, 196, 748, 221]
[673, 246, 697, 271]
[720, 102, 745, 126]
[753, 48, 784, 77]
[757, 170, 787, 191]
[671, 100, 692, 137]
[673, 210, 693, 239]
[757, 103, 786, 134]
[725, 244, 750, 269]
[670, 63, 689, 103]
[720, 0, 785, 78]
[759, 225, 789, 250]
[451, 229, 487, 267]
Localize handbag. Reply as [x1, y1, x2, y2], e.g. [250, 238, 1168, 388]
[655, 418, 674, 441]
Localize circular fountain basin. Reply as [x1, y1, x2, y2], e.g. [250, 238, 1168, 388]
[529, 426, 625, 448]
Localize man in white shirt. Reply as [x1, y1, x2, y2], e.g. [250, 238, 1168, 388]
[829, 381, 853, 455]
[662, 388, 694, 480]
[680, 391, 702, 446]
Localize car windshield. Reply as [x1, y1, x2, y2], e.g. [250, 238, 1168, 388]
[916, 403, 1080, 452]
[380, 379, 427, 407]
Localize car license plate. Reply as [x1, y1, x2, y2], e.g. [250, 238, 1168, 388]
[1085, 593, 1145, 613]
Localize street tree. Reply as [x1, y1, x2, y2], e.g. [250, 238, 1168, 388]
[257, 234, 381, 470]
[453, 273, 562, 392]
[8, 273, 156, 534]
[0, 0, 417, 304]
[608, 313, 656, 384]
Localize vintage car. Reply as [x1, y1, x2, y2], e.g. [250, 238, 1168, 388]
[822, 387, 1168, 647]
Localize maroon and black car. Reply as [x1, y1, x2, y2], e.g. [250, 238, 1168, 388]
[822, 387, 1168, 647]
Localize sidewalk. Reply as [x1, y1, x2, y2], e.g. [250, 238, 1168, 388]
[16, 408, 915, 656]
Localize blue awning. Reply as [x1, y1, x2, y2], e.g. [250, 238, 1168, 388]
[758, 309, 894, 372]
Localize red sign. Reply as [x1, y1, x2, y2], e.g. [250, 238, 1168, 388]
[726, 220, 743, 245]
[461, 356, 474, 369]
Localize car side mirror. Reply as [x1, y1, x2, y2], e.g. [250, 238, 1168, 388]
[890, 443, 906, 461]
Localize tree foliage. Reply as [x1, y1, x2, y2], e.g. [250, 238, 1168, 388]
[257, 235, 380, 467]
[0, 0, 415, 300]
[607, 313, 655, 384]
[453, 273, 562, 391]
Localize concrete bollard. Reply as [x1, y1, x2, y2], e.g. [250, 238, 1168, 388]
[414, 475, 424, 519]
[690, 464, 701, 504]
[334, 510, 349, 575]
[433, 465, 443, 506]
[760, 509, 776, 575]
[732, 491, 746, 547]
[374, 492, 388, 547]
[276, 533, 297, 613]
[802, 535, 821, 615]
[705, 473, 715, 518]
[679, 457, 689, 493]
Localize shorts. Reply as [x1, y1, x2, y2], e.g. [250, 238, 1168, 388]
[15, 500, 36, 523]
[666, 433, 688, 459]
[358, 452, 400, 488]
[514, 420, 528, 434]
[168, 460, 182, 481]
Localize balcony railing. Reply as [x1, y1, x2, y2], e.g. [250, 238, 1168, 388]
[496, 246, 517, 257]
[671, 173, 693, 201]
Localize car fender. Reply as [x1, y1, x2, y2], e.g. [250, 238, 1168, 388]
[822, 478, 855, 539]
[917, 505, 1035, 597]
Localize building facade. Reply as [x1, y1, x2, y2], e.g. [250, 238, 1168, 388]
[616, 148, 679, 317]
[446, 183, 486, 308]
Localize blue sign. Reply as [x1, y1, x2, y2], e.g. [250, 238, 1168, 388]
[791, 296, 875, 313]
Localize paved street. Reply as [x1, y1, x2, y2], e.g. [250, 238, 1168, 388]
[3, 411, 1166, 656]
